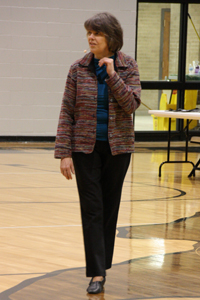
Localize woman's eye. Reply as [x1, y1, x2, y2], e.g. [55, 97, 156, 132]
[87, 31, 101, 36]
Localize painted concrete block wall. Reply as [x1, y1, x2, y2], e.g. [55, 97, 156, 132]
[137, 3, 171, 113]
[186, 4, 200, 71]
[0, 0, 137, 136]
[136, 3, 200, 113]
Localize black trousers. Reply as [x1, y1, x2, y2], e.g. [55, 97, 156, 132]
[72, 141, 131, 277]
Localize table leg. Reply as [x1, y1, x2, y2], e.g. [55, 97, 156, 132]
[185, 119, 189, 162]
[159, 118, 171, 177]
[159, 118, 195, 177]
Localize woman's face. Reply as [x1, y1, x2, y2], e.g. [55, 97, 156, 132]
[87, 30, 113, 59]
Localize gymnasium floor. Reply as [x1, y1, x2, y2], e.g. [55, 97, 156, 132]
[0, 141, 200, 300]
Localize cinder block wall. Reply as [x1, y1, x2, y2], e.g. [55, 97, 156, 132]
[186, 4, 200, 71]
[137, 3, 171, 113]
[137, 3, 200, 113]
[0, 0, 137, 136]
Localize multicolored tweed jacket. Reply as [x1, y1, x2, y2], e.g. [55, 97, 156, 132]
[54, 51, 141, 158]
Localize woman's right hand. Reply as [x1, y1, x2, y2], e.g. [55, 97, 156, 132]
[60, 157, 75, 180]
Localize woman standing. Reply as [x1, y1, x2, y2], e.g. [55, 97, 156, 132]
[55, 12, 141, 294]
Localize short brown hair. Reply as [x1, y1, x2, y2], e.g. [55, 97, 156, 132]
[84, 12, 123, 53]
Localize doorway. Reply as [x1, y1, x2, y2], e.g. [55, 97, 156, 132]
[160, 9, 171, 80]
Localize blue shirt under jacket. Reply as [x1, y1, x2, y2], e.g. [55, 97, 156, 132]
[94, 56, 114, 141]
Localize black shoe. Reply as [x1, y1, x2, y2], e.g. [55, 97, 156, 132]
[86, 277, 106, 294]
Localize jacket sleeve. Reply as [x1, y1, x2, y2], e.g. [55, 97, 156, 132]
[105, 58, 141, 114]
[54, 66, 76, 159]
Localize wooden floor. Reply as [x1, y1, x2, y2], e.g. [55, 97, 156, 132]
[0, 141, 200, 300]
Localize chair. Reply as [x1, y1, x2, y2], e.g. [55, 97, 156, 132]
[151, 90, 198, 131]
[188, 136, 200, 177]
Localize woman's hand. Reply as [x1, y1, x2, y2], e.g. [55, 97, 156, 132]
[60, 157, 75, 180]
[98, 57, 115, 77]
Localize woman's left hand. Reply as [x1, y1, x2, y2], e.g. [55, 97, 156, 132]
[98, 57, 115, 77]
